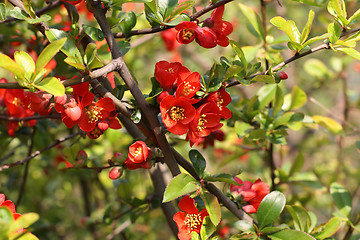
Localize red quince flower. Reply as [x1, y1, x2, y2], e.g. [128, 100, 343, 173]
[155, 61, 189, 91]
[204, 87, 232, 119]
[160, 95, 196, 135]
[173, 195, 209, 240]
[203, 5, 233, 47]
[194, 26, 217, 48]
[187, 102, 223, 146]
[175, 22, 198, 45]
[109, 167, 123, 180]
[61, 0, 83, 5]
[230, 177, 270, 214]
[175, 72, 201, 102]
[125, 141, 152, 170]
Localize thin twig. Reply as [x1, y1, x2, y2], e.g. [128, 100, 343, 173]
[0, 132, 82, 171]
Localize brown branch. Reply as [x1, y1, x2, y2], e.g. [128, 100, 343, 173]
[0, 132, 82, 171]
[88, 0, 181, 177]
[0, 114, 61, 121]
[113, 0, 234, 38]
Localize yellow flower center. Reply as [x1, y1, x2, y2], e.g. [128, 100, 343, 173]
[134, 147, 143, 157]
[182, 82, 196, 96]
[12, 97, 22, 107]
[166, 68, 174, 73]
[86, 104, 103, 123]
[169, 106, 185, 121]
[90, 127, 103, 138]
[184, 213, 202, 231]
[217, 97, 224, 110]
[197, 114, 207, 131]
[182, 30, 195, 40]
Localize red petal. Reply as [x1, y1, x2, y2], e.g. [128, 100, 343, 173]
[178, 195, 198, 214]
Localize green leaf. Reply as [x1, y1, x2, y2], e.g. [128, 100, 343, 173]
[0, 52, 25, 80]
[327, 0, 346, 19]
[161, 13, 190, 26]
[312, 115, 342, 134]
[201, 192, 221, 226]
[257, 191, 286, 229]
[328, 23, 342, 44]
[229, 40, 247, 70]
[268, 229, 316, 240]
[301, 10, 315, 44]
[45, 29, 84, 65]
[64, 56, 86, 71]
[205, 173, 239, 185]
[9, 231, 39, 240]
[117, 41, 131, 56]
[270, 17, 300, 43]
[190, 231, 200, 240]
[33, 77, 65, 96]
[0, 3, 6, 21]
[311, 217, 341, 239]
[8, 7, 28, 20]
[289, 152, 304, 176]
[163, 173, 199, 202]
[200, 216, 216, 240]
[287, 41, 303, 52]
[189, 150, 206, 178]
[36, 38, 66, 73]
[25, 14, 51, 24]
[348, 8, 360, 24]
[238, 3, 265, 40]
[0, 206, 14, 225]
[251, 75, 275, 84]
[330, 182, 352, 217]
[8, 213, 39, 233]
[156, 0, 178, 19]
[83, 24, 105, 41]
[258, 84, 277, 107]
[303, 33, 332, 47]
[337, 47, 360, 61]
[168, 1, 195, 20]
[289, 86, 307, 110]
[273, 85, 284, 116]
[286, 205, 311, 232]
[14, 51, 35, 81]
[84, 43, 97, 66]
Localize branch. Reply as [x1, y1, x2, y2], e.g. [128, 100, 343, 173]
[0, 132, 82, 171]
[0, 114, 61, 121]
[113, 0, 234, 38]
[88, 0, 181, 177]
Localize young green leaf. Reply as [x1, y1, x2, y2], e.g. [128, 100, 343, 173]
[268, 229, 316, 240]
[8, 213, 39, 233]
[270, 17, 300, 43]
[200, 216, 217, 240]
[201, 192, 221, 226]
[0, 53, 25, 80]
[312, 115, 342, 134]
[238, 3, 265, 40]
[14, 51, 35, 81]
[257, 191, 286, 229]
[286, 205, 311, 232]
[205, 173, 239, 185]
[163, 173, 199, 202]
[83, 24, 105, 41]
[301, 10, 315, 44]
[328, 22, 341, 44]
[289, 86, 307, 110]
[36, 38, 66, 73]
[348, 8, 360, 24]
[330, 182, 352, 217]
[229, 40, 247, 70]
[33, 77, 65, 96]
[189, 150, 206, 178]
[289, 152, 304, 176]
[0, 3, 6, 21]
[337, 47, 360, 61]
[311, 217, 341, 239]
[84, 43, 97, 66]
[273, 85, 284, 116]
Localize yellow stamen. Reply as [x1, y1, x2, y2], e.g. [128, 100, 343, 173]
[169, 106, 185, 121]
[184, 213, 202, 231]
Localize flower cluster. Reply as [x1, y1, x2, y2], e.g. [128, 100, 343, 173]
[0, 79, 52, 136]
[230, 177, 270, 214]
[55, 82, 121, 139]
[173, 196, 209, 240]
[155, 61, 232, 146]
[0, 193, 33, 235]
[175, 6, 233, 48]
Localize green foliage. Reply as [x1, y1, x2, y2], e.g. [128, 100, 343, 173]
[163, 173, 199, 202]
[257, 191, 286, 229]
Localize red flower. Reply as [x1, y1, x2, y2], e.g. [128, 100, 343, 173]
[230, 178, 270, 214]
[187, 102, 223, 146]
[175, 22, 198, 45]
[175, 71, 201, 100]
[203, 5, 233, 47]
[173, 196, 209, 240]
[124, 141, 152, 170]
[109, 167, 123, 180]
[160, 95, 196, 135]
[204, 87, 232, 119]
[155, 61, 189, 91]
[61, 0, 83, 5]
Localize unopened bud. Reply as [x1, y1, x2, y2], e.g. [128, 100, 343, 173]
[109, 167, 123, 180]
